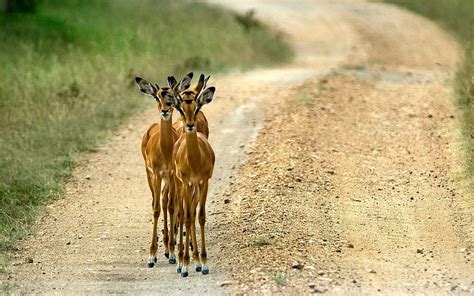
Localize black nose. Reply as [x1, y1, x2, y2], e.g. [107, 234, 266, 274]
[187, 123, 194, 128]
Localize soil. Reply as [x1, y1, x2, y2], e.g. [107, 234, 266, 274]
[3, 0, 473, 295]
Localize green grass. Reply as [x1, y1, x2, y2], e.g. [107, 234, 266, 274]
[0, 0, 292, 260]
[273, 270, 288, 286]
[383, 0, 473, 193]
[242, 239, 271, 248]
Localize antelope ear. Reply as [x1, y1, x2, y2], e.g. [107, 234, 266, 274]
[168, 76, 178, 89]
[179, 72, 193, 91]
[203, 75, 211, 89]
[198, 87, 215, 106]
[135, 77, 157, 97]
[196, 74, 205, 93]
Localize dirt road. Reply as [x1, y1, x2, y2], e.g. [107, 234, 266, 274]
[4, 0, 472, 294]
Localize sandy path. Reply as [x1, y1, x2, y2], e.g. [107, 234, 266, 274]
[4, 0, 472, 294]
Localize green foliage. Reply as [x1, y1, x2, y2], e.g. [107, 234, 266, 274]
[0, 0, 292, 255]
[384, 0, 474, 191]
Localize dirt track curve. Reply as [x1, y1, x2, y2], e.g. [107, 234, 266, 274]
[4, 0, 473, 294]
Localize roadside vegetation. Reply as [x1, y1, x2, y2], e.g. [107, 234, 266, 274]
[0, 0, 292, 260]
[383, 0, 473, 193]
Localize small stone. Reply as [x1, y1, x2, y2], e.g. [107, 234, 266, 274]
[66, 241, 71, 245]
[347, 243, 354, 248]
[224, 199, 230, 204]
[85, 176, 91, 180]
[239, 143, 245, 148]
[416, 248, 424, 254]
[308, 283, 316, 288]
[25, 257, 33, 264]
[368, 269, 376, 274]
[78, 235, 83, 239]
[295, 177, 303, 182]
[292, 263, 304, 270]
[287, 167, 294, 171]
[317, 270, 325, 276]
[219, 281, 233, 287]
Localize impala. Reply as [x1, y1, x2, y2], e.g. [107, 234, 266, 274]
[172, 74, 216, 277]
[135, 75, 191, 267]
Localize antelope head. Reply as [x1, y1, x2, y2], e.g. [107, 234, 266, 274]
[172, 72, 214, 133]
[135, 76, 178, 121]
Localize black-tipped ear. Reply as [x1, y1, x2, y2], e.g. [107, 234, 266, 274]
[168, 76, 178, 88]
[203, 75, 211, 89]
[135, 77, 157, 97]
[198, 87, 215, 106]
[179, 72, 193, 91]
[196, 74, 205, 93]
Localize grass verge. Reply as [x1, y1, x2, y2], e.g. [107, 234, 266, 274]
[0, 0, 292, 261]
[383, 0, 473, 194]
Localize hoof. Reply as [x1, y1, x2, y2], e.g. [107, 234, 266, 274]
[169, 258, 176, 264]
[181, 271, 189, 278]
[177, 267, 181, 273]
[148, 256, 157, 268]
[202, 267, 209, 275]
[164, 253, 169, 259]
[195, 266, 202, 272]
[154, 257, 157, 263]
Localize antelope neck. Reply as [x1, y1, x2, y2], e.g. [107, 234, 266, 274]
[185, 130, 201, 170]
[159, 115, 174, 157]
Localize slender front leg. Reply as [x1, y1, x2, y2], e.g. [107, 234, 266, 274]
[190, 202, 200, 272]
[162, 182, 170, 259]
[199, 182, 209, 274]
[182, 190, 191, 278]
[148, 176, 162, 268]
[168, 176, 177, 264]
[177, 183, 185, 274]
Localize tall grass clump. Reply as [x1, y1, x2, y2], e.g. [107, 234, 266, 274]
[0, 0, 292, 257]
[384, 0, 473, 192]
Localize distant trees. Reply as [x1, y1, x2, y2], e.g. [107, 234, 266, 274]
[2, 0, 36, 13]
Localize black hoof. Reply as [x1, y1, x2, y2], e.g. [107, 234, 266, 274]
[202, 269, 209, 275]
[154, 257, 157, 263]
[164, 253, 169, 259]
[181, 271, 189, 278]
[177, 267, 182, 273]
[169, 258, 176, 264]
[196, 266, 202, 272]
[148, 262, 155, 268]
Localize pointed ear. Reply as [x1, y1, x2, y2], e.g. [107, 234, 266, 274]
[168, 76, 178, 89]
[179, 72, 193, 91]
[135, 77, 157, 97]
[203, 75, 211, 89]
[197, 87, 215, 106]
[195, 74, 205, 93]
